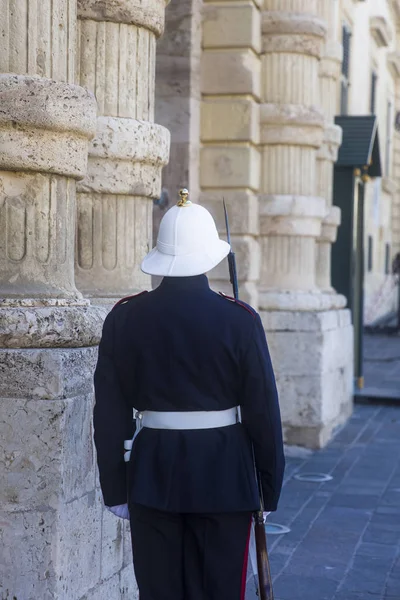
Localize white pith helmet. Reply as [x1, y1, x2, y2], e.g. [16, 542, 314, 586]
[141, 189, 230, 277]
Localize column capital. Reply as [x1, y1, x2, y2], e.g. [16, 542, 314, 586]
[260, 103, 324, 147]
[259, 194, 326, 237]
[0, 75, 96, 179]
[78, 117, 170, 197]
[77, 0, 168, 36]
[262, 11, 326, 58]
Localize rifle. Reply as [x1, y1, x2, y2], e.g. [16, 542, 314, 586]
[223, 200, 274, 600]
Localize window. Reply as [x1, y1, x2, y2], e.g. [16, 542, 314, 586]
[385, 243, 390, 275]
[341, 25, 352, 114]
[386, 100, 393, 176]
[370, 71, 377, 114]
[368, 236, 373, 272]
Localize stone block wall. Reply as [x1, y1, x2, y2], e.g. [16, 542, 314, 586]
[262, 310, 353, 448]
[200, 0, 262, 306]
[0, 0, 168, 597]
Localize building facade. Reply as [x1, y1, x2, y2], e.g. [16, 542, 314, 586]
[339, 0, 400, 324]
[157, 0, 354, 451]
[1, 0, 399, 597]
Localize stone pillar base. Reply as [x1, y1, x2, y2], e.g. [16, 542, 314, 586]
[259, 289, 347, 311]
[261, 308, 354, 449]
[0, 301, 136, 599]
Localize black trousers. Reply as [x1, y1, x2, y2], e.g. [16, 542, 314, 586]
[129, 503, 252, 600]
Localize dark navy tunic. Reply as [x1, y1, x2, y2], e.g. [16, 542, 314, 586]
[93, 275, 285, 514]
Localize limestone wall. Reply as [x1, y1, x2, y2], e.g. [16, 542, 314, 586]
[345, 0, 400, 323]
[200, 0, 262, 306]
[0, 0, 169, 597]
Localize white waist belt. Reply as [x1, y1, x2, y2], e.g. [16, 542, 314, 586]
[124, 407, 240, 462]
[141, 407, 239, 430]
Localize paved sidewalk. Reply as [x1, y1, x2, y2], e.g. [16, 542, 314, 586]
[267, 405, 400, 600]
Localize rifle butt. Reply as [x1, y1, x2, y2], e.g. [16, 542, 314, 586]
[254, 515, 274, 600]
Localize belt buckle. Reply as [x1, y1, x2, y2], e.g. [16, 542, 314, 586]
[133, 409, 143, 421]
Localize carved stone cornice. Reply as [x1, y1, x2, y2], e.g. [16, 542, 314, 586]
[388, 52, 400, 79]
[77, 0, 168, 36]
[261, 11, 326, 58]
[370, 16, 392, 48]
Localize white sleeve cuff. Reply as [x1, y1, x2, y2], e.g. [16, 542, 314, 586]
[107, 504, 130, 520]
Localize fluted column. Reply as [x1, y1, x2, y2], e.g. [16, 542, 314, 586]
[0, 2, 111, 598]
[0, 2, 95, 298]
[315, 0, 345, 299]
[258, 1, 353, 449]
[75, 0, 170, 300]
[259, 1, 328, 311]
[200, 0, 261, 306]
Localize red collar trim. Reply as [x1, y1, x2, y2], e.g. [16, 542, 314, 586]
[112, 291, 148, 309]
[218, 292, 255, 317]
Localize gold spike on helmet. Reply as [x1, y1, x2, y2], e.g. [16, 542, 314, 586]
[177, 188, 192, 207]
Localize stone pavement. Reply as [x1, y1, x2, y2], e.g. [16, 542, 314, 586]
[266, 404, 400, 600]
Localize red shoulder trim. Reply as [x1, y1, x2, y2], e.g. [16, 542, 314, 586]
[112, 291, 148, 310]
[218, 292, 256, 317]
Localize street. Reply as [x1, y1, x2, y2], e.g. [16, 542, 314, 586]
[266, 404, 400, 600]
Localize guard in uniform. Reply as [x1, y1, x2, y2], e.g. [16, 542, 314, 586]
[93, 190, 285, 600]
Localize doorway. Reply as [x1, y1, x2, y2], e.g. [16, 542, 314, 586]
[332, 168, 368, 389]
[332, 116, 382, 391]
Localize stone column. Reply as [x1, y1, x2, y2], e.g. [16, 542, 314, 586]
[315, 0, 344, 296]
[0, 2, 122, 599]
[259, 1, 327, 310]
[75, 1, 170, 301]
[258, 1, 353, 449]
[200, 0, 261, 306]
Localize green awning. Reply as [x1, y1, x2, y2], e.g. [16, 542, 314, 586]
[334, 115, 382, 177]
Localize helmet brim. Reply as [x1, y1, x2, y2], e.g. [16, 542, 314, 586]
[141, 240, 230, 277]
